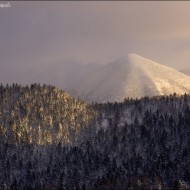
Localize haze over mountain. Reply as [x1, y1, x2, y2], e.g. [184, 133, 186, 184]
[67, 54, 190, 103]
[26, 61, 101, 89]
[181, 69, 190, 76]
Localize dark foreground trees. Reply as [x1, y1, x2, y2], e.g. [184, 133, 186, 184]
[0, 84, 190, 189]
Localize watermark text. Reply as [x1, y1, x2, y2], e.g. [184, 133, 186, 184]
[0, 2, 11, 9]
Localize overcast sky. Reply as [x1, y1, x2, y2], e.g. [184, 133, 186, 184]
[1, 1, 190, 83]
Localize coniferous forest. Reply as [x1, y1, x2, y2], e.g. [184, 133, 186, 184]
[0, 84, 190, 189]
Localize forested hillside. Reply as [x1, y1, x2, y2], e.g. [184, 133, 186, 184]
[93, 94, 190, 189]
[0, 84, 190, 189]
[0, 83, 95, 145]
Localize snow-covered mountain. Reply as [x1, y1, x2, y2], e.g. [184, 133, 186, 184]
[67, 54, 190, 103]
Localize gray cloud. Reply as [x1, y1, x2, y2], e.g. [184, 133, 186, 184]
[0, 1, 190, 84]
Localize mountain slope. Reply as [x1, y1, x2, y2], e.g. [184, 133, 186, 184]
[67, 54, 190, 103]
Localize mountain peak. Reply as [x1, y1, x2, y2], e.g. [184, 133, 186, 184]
[128, 53, 142, 59]
[128, 53, 158, 67]
[67, 55, 190, 103]
[128, 53, 147, 61]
